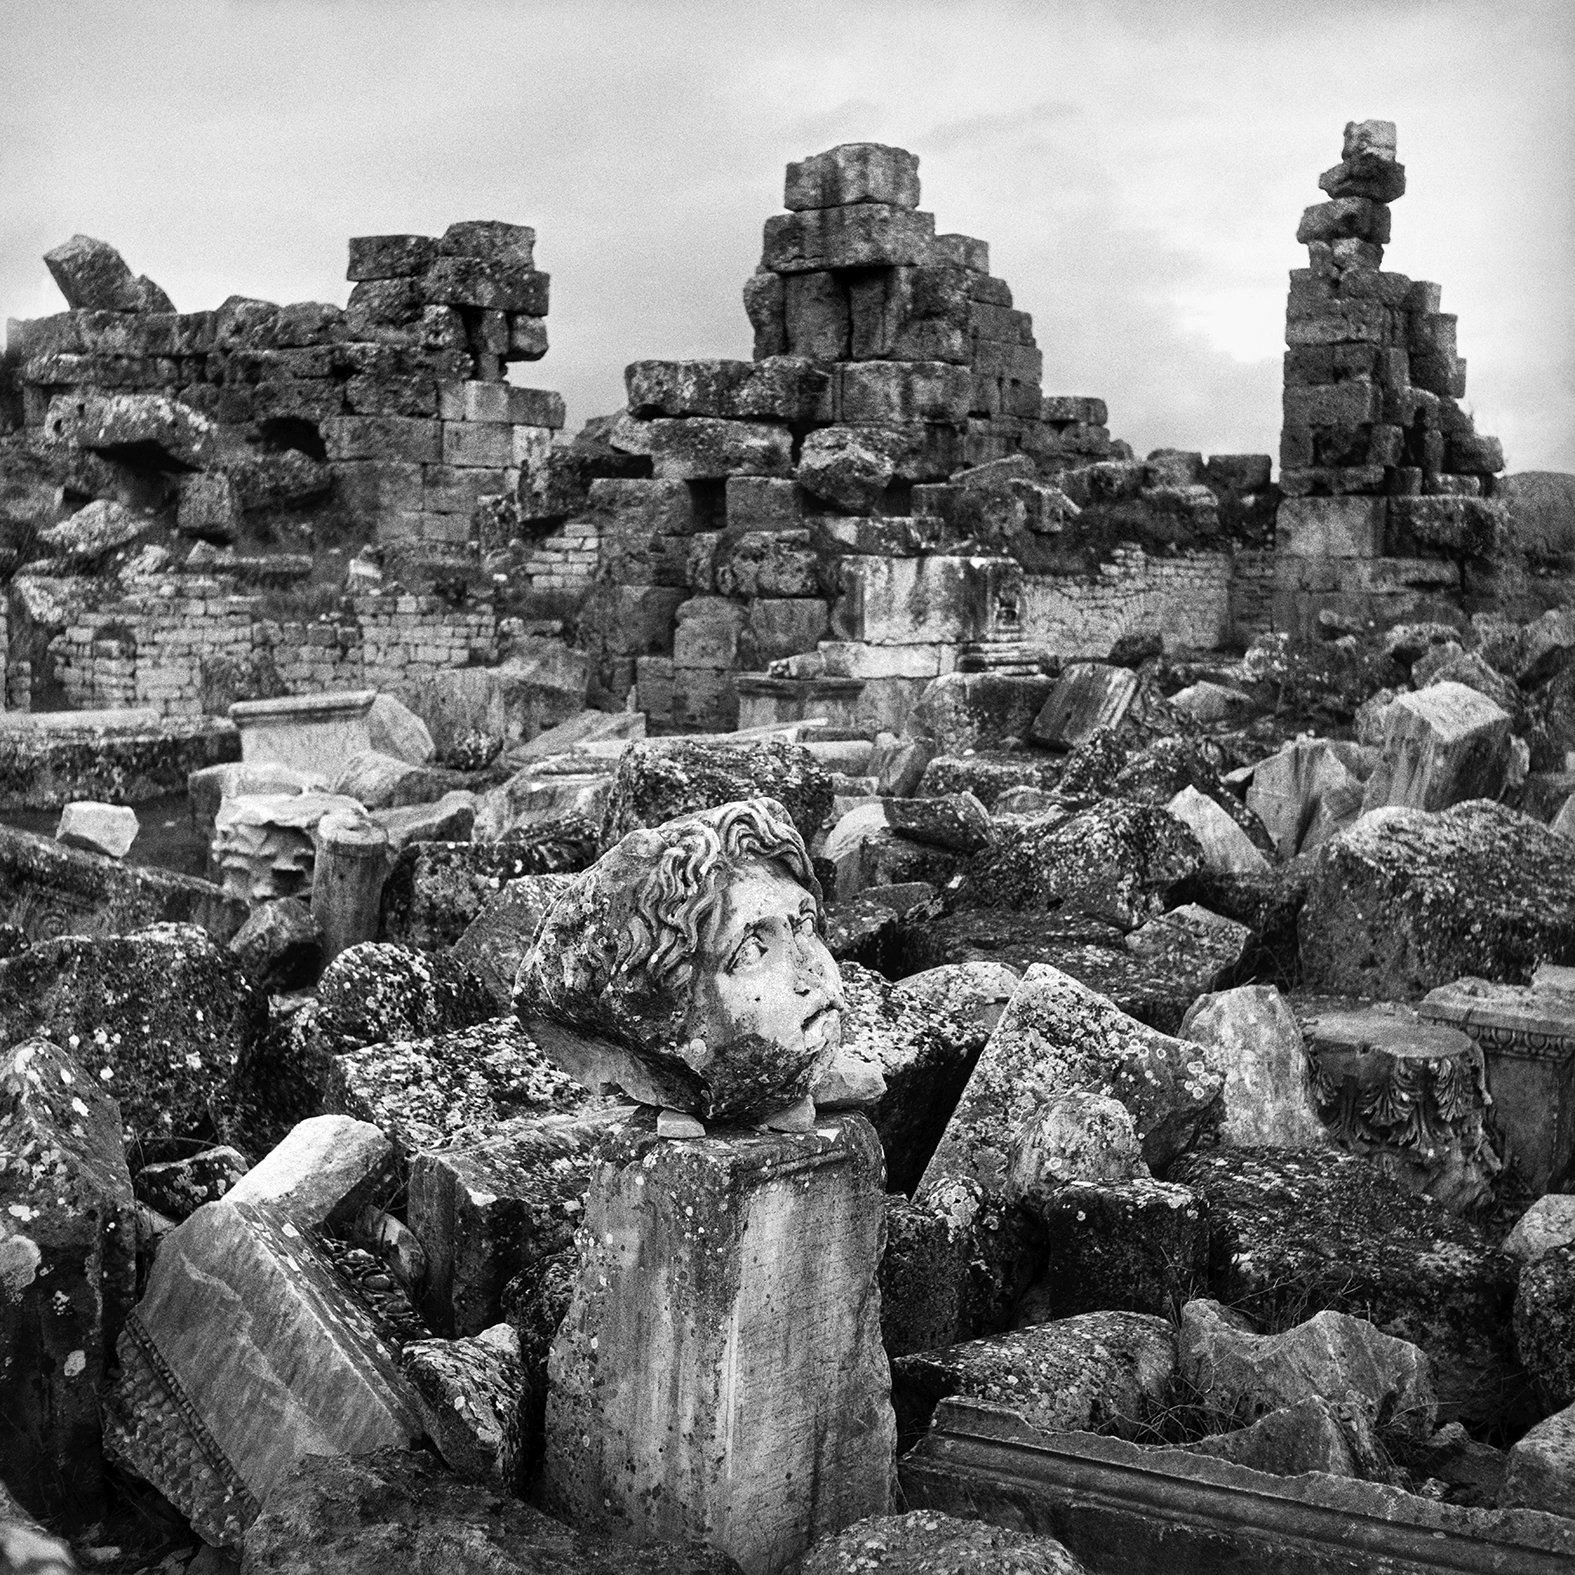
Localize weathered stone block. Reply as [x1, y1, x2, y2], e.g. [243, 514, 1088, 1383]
[918, 963, 1223, 1194]
[762, 204, 935, 273]
[102, 1199, 421, 1548]
[1276, 496, 1386, 557]
[544, 1115, 892, 1573]
[626, 357, 830, 423]
[0, 1037, 136, 1526]
[346, 234, 437, 281]
[837, 361, 971, 424]
[834, 555, 1022, 646]
[1360, 681, 1512, 813]
[784, 143, 921, 210]
[642, 417, 793, 480]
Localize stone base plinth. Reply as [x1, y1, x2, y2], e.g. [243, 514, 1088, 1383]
[544, 1112, 893, 1575]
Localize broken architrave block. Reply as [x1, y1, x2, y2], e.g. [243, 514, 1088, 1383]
[544, 1113, 893, 1574]
[1029, 663, 1138, 751]
[403, 1322, 525, 1492]
[102, 1198, 421, 1550]
[224, 1113, 395, 1230]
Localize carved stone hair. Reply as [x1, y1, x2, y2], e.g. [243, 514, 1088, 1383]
[517, 796, 820, 1058]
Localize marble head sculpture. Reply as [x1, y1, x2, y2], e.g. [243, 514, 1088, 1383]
[515, 796, 845, 1124]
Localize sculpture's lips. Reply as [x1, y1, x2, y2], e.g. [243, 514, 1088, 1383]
[802, 1003, 836, 1038]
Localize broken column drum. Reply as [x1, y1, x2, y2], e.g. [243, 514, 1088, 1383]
[310, 810, 390, 962]
[519, 797, 893, 1571]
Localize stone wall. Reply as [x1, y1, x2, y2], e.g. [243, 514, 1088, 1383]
[1018, 548, 1234, 656]
[52, 579, 494, 717]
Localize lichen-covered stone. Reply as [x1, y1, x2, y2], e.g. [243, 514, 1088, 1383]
[381, 837, 594, 950]
[314, 941, 496, 1054]
[0, 922, 264, 1159]
[1014, 1178, 1207, 1323]
[1515, 1245, 1575, 1410]
[0, 1036, 136, 1526]
[402, 1323, 525, 1492]
[597, 738, 833, 853]
[796, 1510, 1088, 1575]
[133, 1144, 249, 1221]
[241, 1446, 742, 1575]
[1170, 1146, 1523, 1429]
[913, 672, 1057, 757]
[448, 873, 576, 1010]
[918, 964, 1222, 1197]
[325, 1018, 592, 1163]
[229, 896, 325, 993]
[892, 960, 1019, 1038]
[954, 799, 1202, 930]
[833, 960, 989, 1194]
[891, 1311, 1176, 1446]
[1178, 1298, 1436, 1442]
[1300, 800, 1575, 997]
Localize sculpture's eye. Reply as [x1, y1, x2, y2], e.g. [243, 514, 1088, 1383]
[728, 932, 769, 972]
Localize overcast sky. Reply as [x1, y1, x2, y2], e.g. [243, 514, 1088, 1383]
[3, 1, 1571, 471]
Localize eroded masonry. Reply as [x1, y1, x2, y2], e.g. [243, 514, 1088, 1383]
[4, 127, 1575, 1575]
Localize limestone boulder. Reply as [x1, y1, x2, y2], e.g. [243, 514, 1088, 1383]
[133, 1144, 249, 1221]
[892, 960, 1019, 1038]
[1004, 1091, 1150, 1209]
[48, 389, 215, 468]
[367, 692, 435, 765]
[0, 922, 264, 1158]
[1245, 738, 1370, 860]
[1179, 985, 1328, 1147]
[797, 425, 896, 512]
[954, 799, 1202, 931]
[795, 1511, 1088, 1575]
[325, 1018, 593, 1163]
[1013, 1178, 1208, 1323]
[0, 1037, 136, 1526]
[371, 790, 477, 852]
[241, 1446, 742, 1575]
[44, 233, 171, 311]
[228, 896, 325, 992]
[1170, 1146, 1521, 1428]
[1360, 681, 1513, 813]
[448, 873, 577, 1010]
[1178, 1298, 1436, 1442]
[1165, 785, 1268, 874]
[917, 964, 1223, 1196]
[37, 498, 150, 563]
[598, 738, 832, 853]
[827, 960, 991, 1193]
[226, 1114, 395, 1232]
[403, 1323, 525, 1491]
[1503, 1401, 1575, 1518]
[1515, 1245, 1575, 1410]
[1300, 800, 1575, 997]
[54, 800, 139, 859]
[891, 1311, 1176, 1445]
[1029, 662, 1138, 749]
[314, 941, 495, 1056]
[913, 671, 1056, 756]
[1503, 1196, 1575, 1264]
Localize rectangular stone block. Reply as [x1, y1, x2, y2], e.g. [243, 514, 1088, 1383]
[590, 476, 708, 536]
[347, 234, 437, 281]
[673, 595, 746, 667]
[1276, 496, 1386, 557]
[784, 271, 851, 361]
[505, 314, 548, 361]
[819, 640, 945, 680]
[785, 142, 920, 210]
[644, 418, 794, 481]
[1283, 380, 1382, 427]
[847, 266, 971, 365]
[422, 463, 508, 514]
[343, 373, 437, 417]
[837, 361, 971, 424]
[421, 257, 550, 315]
[1030, 662, 1139, 749]
[834, 555, 1023, 646]
[1285, 301, 1395, 348]
[1042, 395, 1108, 425]
[935, 233, 989, 272]
[322, 415, 441, 464]
[408, 1109, 620, 1337]
[743, 270, 787, 359]
[762, 204, 936, 273]
[1361, 682, 1512, 815]
[725, 475, 806, 531]
[1296, 197, 1392, 245]
[504, 385, 566, 429]
[625, 357, 831, 423]
[543, 1115, 893, 1573]
[442, 421, 513, 468]
[743, 596, 832, 666]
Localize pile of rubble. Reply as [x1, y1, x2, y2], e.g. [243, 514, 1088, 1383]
[3, 123, 1575, 1575]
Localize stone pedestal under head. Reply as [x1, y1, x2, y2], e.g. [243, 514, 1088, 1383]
[520, 798, 894, 1571]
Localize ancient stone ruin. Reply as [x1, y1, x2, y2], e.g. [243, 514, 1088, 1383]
[4, 124, 1575, 1575]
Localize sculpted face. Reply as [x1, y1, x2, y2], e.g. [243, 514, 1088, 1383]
[681, 859, 844, 1114]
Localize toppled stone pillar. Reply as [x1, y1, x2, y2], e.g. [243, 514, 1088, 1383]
[543, 1113, 893, 1574]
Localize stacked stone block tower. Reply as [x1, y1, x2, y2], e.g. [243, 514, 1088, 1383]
[579, 142, 1195, 730]
[1278, 121, 1507, 571]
